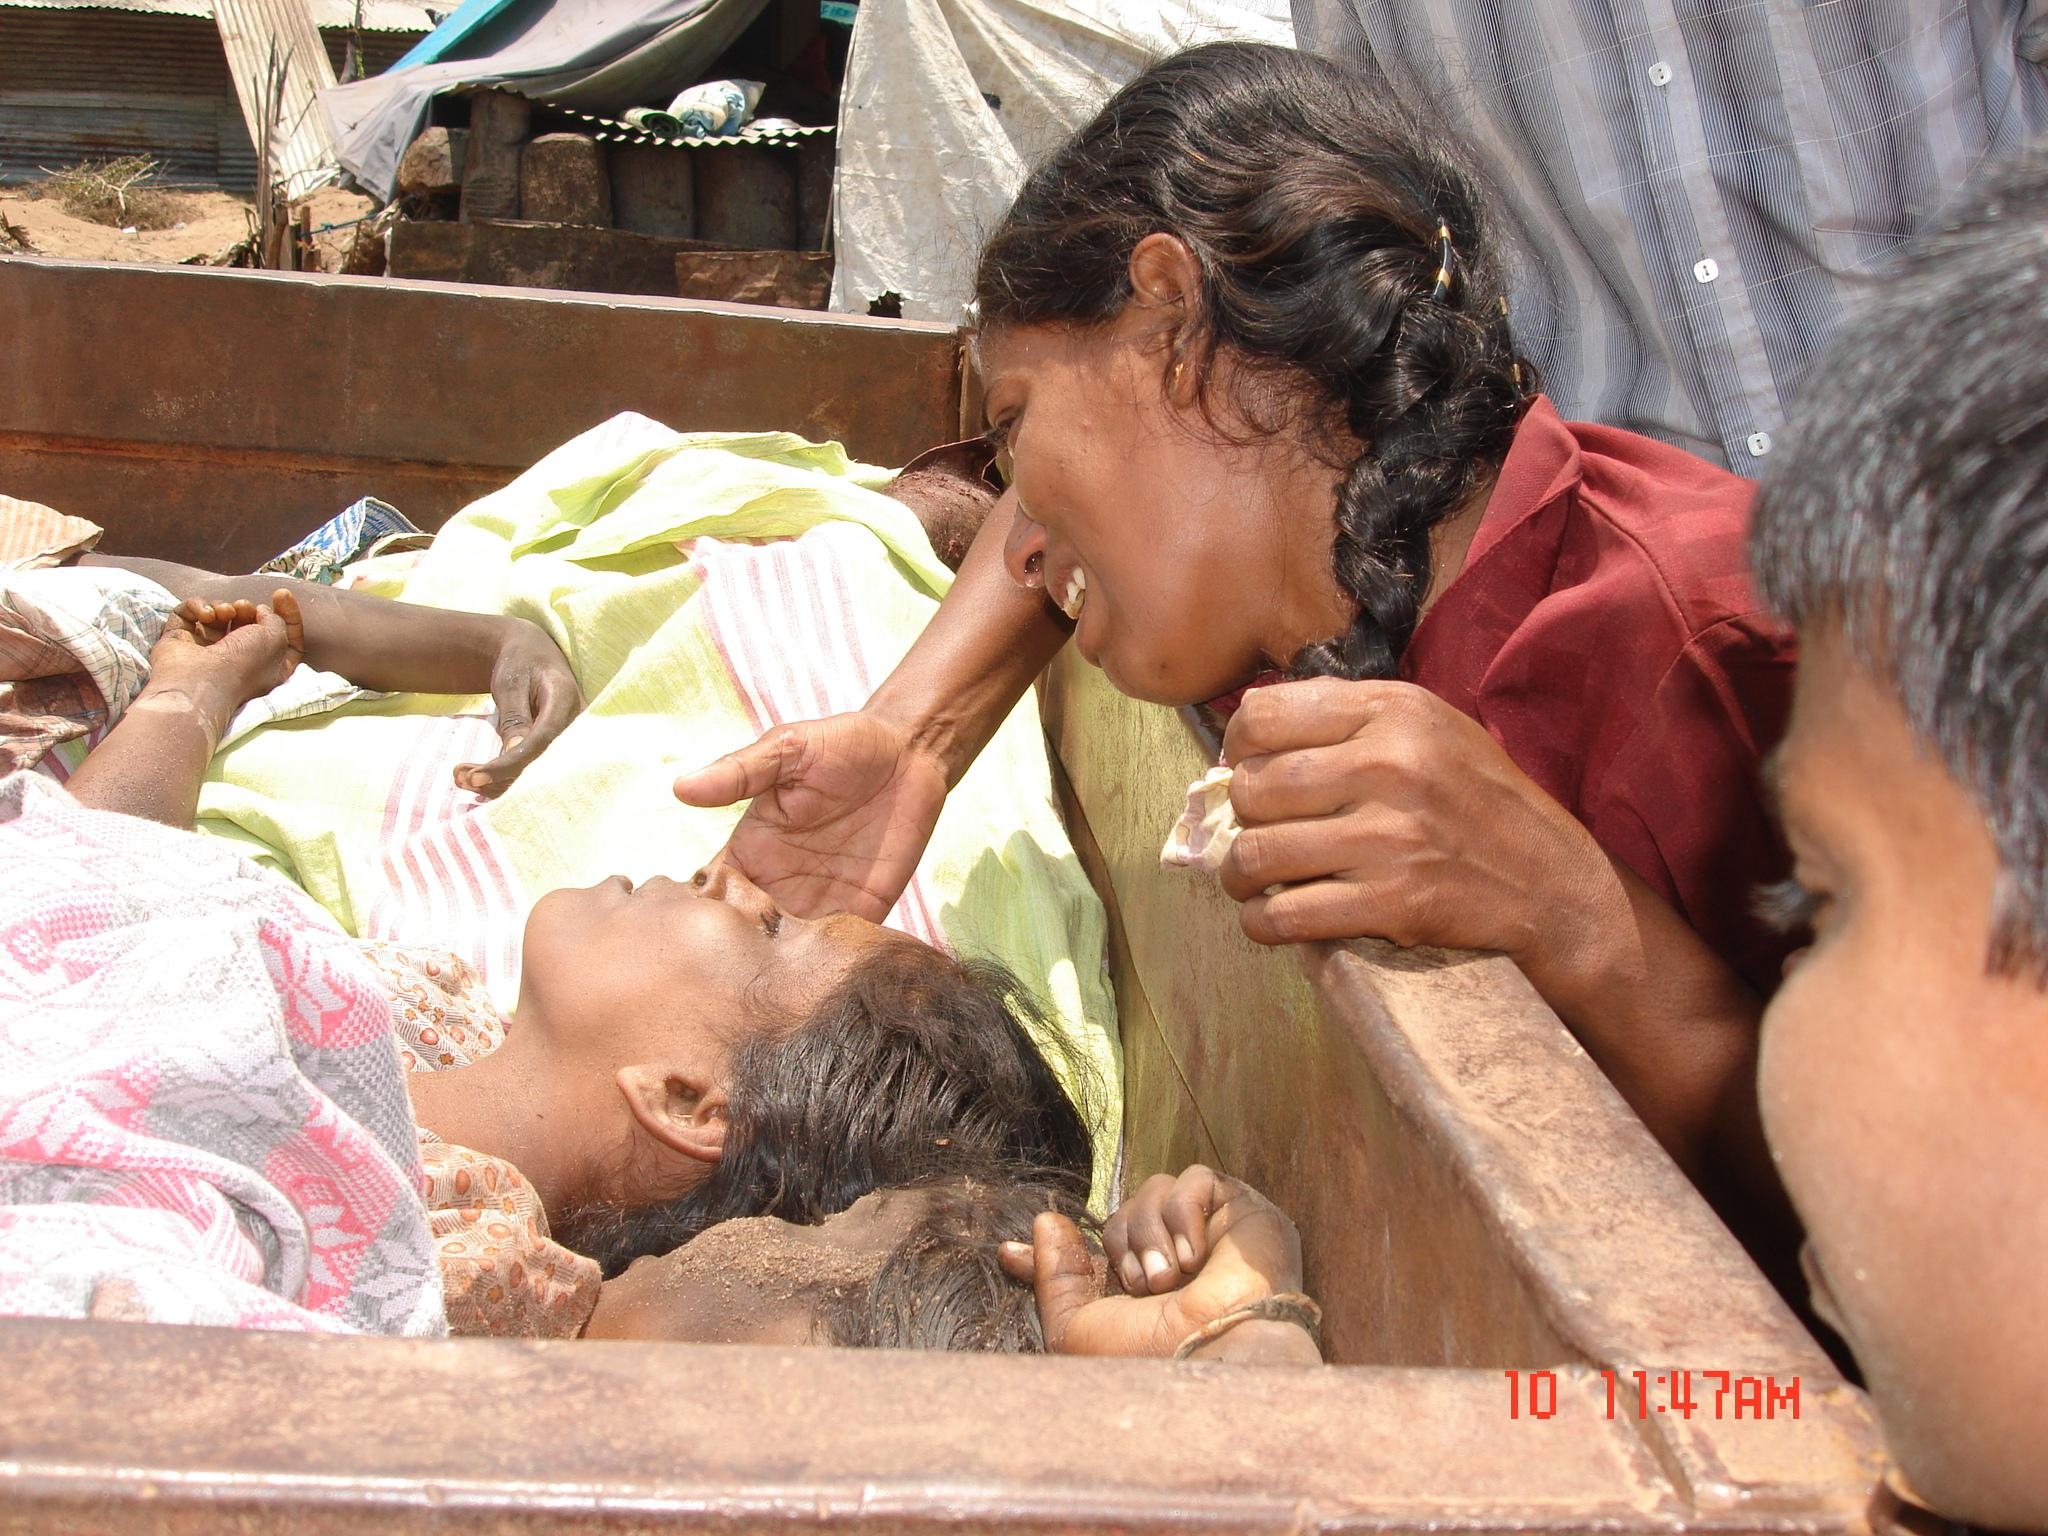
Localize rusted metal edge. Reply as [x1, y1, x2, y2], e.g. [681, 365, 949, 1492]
[0, 428, 506, 484]
[0, 1323, 1821, 1534]
[1131, 705, 1883, 1517]
[1295, 868, 1884, 1512]
[1302, 941, 1825, 1374]
[0, 253, 964, 328]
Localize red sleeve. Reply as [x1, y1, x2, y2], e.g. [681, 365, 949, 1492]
[1581, 615, 1797, 996]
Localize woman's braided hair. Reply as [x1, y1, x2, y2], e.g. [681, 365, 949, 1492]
[973, 41, 1533, 680]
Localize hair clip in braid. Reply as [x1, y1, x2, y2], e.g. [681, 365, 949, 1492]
[1430, 220, 1456, 302]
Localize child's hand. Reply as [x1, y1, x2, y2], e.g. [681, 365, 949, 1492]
[999, 1165, 1311, 1359]
[144, 589, 305, 737]
[453, 621, 582, 798]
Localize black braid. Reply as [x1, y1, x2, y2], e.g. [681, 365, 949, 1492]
[1296, 285, 1531, 680]
[973, 41, 1535, 682]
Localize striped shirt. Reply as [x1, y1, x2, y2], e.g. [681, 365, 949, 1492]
[1295, 0, 2048, 469]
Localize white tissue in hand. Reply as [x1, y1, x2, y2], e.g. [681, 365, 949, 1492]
[1160, 765, 1242, 872]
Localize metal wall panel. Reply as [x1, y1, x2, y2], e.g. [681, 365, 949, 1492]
[0, 8, 421, 187]
[0, 93, 256, 185]
[213, 0, 339, 196]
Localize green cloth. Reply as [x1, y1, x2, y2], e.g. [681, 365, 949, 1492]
[195, 415, 1121, 1201]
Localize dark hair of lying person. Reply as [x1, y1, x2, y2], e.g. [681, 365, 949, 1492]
[558, 944, 1095, 1275]
[974, 39, 1533, 683]
[812, 1162, 1092, 1352]
[1749, 147, 2048, 977]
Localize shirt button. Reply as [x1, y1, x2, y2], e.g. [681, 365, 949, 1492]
[1746, 431, 1773, 458]
[1693, 257, 1720, 283]
[1648, 61, 1674, 86]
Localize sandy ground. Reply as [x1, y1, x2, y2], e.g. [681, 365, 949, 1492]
[0, 184, 377, 270]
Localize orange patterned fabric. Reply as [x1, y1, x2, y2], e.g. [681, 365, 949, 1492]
[417, 1135, 601, 1339]
[363, 940, 602, 1338]
[360, 940, 504, 1070]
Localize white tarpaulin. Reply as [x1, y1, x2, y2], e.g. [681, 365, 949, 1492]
[830, 0, 1291, 323]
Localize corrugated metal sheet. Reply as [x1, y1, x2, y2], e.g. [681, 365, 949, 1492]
[213, 0, 341, 197]
[0, 0, 439, 32]
[0, 8, 233, 90]
[0, 12, 257, 184]
[548, 104, 832, 150]
[0, 8, 420, 187]
[0, 92, 257, 185]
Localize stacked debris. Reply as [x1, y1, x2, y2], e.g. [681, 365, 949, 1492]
[372, 83, 834, 308]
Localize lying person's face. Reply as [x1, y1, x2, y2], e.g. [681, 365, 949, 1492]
[1759, 622, 2048, 1527]
[410, 861, 917, 1222]
[518, 859, 902, 1055]
[977, 308, 1353, 706]
[580, 1186, 927, 1344]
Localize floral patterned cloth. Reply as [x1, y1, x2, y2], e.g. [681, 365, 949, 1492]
[360, 940, 602, 1338]
[0, 774, 443, 1334]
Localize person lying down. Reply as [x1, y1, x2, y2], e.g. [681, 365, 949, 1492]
[0, 595, 1092, 1337]
[6, 592, 1318, 1356]
[1, 747, 1314, 1353]
[143, 419, 1120, 1193]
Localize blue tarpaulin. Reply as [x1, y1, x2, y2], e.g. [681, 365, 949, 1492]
[387, 0, 525, 71]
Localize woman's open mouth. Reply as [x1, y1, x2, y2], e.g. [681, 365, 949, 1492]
[1056, 566, 1087, 622]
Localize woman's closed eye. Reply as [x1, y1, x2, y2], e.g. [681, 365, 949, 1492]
[1754, 876, 1825, 934]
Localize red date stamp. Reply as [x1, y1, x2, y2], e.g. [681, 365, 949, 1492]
[1504, 1368, 1801, 1421]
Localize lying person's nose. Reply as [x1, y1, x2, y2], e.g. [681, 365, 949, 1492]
[1003, 496, 1049, 591]
[694, 854, 779, 921]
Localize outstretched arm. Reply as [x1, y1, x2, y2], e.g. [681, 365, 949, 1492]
[79, 553, 581, 795]
[673, 493, 1071, 920]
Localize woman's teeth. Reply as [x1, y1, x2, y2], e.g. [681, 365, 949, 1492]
[1058, 568, 1087, 621]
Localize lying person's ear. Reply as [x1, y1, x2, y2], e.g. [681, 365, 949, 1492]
[616, 1066, 729, 1165]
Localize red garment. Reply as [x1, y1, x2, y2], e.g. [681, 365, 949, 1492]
[1400, 397, 1795, 994]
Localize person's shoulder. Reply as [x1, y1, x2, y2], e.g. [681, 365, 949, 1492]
[1557, 416, 1771, 643]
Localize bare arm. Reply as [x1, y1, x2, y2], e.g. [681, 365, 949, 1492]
[672, 495, 1071, 920]
[84, 554, 530, 695]
[79, 553, 581, 793]
[1527, 861, 1798, 1270]
[865, 492, 1071, 787]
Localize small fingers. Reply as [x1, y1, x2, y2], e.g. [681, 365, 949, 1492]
[1110, 1173, 1184, 1295]
[997, 1240, 1034, 1286]
[174, 597, 226, 640]
[1160, 1165, 1220, 1275]
[453, 743, 525, 797]
[271, 589, 306, 667]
